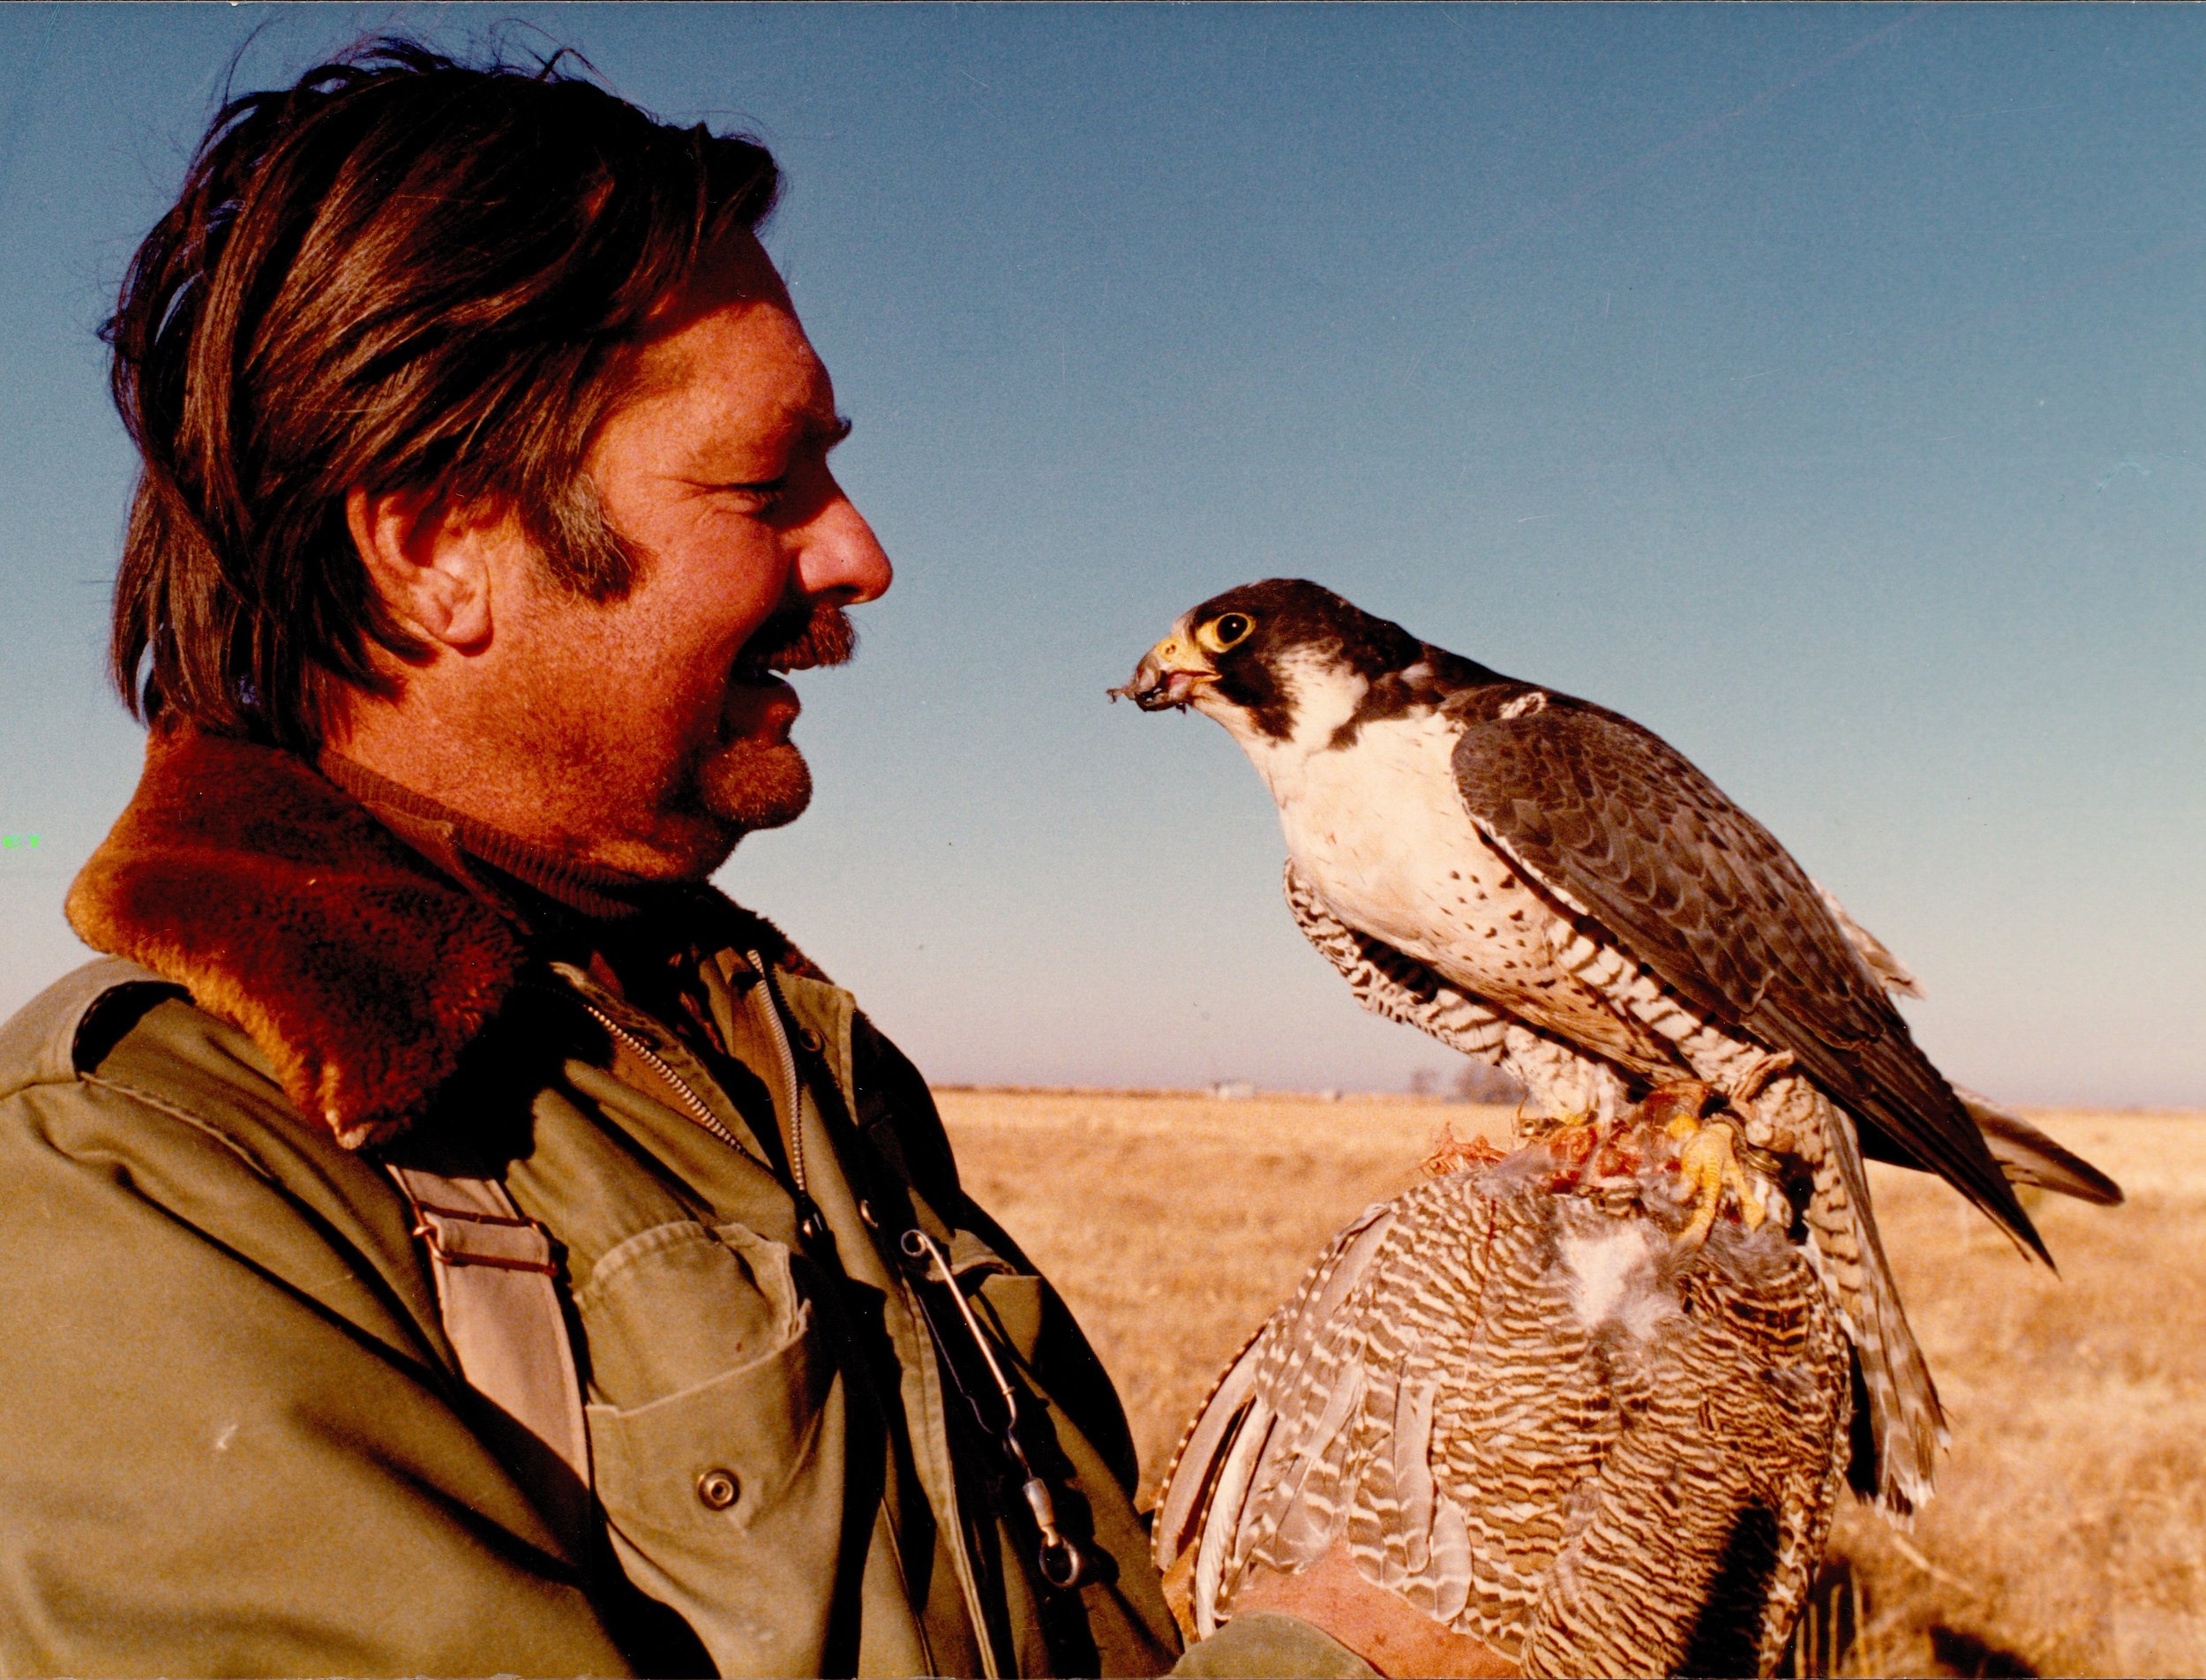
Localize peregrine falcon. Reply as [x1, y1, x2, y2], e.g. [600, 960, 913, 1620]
[1115, 578, 2118, 1513]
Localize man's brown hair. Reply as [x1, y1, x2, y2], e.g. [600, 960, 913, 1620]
[104, 38, 781, 750]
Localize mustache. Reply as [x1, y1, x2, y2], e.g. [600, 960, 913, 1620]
[738, 602, 858, 674]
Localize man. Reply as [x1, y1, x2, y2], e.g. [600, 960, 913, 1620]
[0, 41, 1373, 1679]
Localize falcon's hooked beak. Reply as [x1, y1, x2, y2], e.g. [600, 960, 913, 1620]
[1109, 628, 1218, 712]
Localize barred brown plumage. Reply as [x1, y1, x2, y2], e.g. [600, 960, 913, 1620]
[1152, 1112, 1854, 1677]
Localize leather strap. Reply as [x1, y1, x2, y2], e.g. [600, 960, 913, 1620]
[386, 1165, 595, 1558]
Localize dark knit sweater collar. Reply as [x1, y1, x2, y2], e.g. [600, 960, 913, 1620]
[318, 751, 691, 927]
[66, 724, 809, 1150]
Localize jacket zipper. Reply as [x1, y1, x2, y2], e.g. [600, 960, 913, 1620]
[744, 950, 808, 1197]
[568, 994, 762, 1165]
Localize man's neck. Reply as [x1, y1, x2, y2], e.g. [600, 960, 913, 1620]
[325, 689, 739, 881]
[319, 752, 686, 925]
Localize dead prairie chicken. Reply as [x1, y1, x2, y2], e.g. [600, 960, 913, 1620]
[1153, 1105, 1856, 1678]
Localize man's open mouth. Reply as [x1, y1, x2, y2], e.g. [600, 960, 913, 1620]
[730, 654, 792, 686]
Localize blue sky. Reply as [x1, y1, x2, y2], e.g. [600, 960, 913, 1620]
[2, 4, 2200, 1105]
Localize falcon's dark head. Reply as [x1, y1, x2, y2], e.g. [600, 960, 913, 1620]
[1113, 579, 1494, 745]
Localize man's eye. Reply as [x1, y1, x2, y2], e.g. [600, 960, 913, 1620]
[712, 478, 788, 509]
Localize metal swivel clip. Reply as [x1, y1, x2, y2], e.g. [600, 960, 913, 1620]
[900, 1226, 1091, 1590]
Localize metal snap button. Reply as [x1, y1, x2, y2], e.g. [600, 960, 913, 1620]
[696, 1468, 739, 1511]
[796, 1025, 824, 1054]
[858, 1198, 881, 1229]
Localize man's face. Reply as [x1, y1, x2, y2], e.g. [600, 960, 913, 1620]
[492, 233, 890, 878]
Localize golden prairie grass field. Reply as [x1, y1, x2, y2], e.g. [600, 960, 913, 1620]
[937, 1090, 2206, 1677]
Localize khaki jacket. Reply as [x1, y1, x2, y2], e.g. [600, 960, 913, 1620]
[0, 726, 1182, 1677]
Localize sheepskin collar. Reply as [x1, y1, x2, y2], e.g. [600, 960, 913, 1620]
[65, 724, 795, 1150]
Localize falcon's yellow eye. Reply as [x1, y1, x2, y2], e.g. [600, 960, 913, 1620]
[1197, 613, 1253, 653]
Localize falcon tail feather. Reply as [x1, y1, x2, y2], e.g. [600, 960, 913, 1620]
[1748, 991, 2053, 1268]
[1956, 1087, 2124, 1207]
[1820, 1117, 1946, 1517]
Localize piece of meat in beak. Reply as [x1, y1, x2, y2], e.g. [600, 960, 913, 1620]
[1108, 633, 1217, 712]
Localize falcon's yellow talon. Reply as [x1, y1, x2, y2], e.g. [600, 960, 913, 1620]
[1669, 1114, 1759, 1249]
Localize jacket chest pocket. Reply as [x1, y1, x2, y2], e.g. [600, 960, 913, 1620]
[946, 1227, 1051, 1365]
[577, 1220, 848, 1675]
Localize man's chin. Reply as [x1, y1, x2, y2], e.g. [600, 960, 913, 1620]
[697, 739, 814, 838]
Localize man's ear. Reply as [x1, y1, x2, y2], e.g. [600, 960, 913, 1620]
[344, 486, 506, 652]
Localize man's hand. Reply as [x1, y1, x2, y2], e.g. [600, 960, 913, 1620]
[1224, 1545, 1517, 1678]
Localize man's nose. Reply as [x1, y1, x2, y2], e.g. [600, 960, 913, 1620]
[792, 488, 892, 605]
